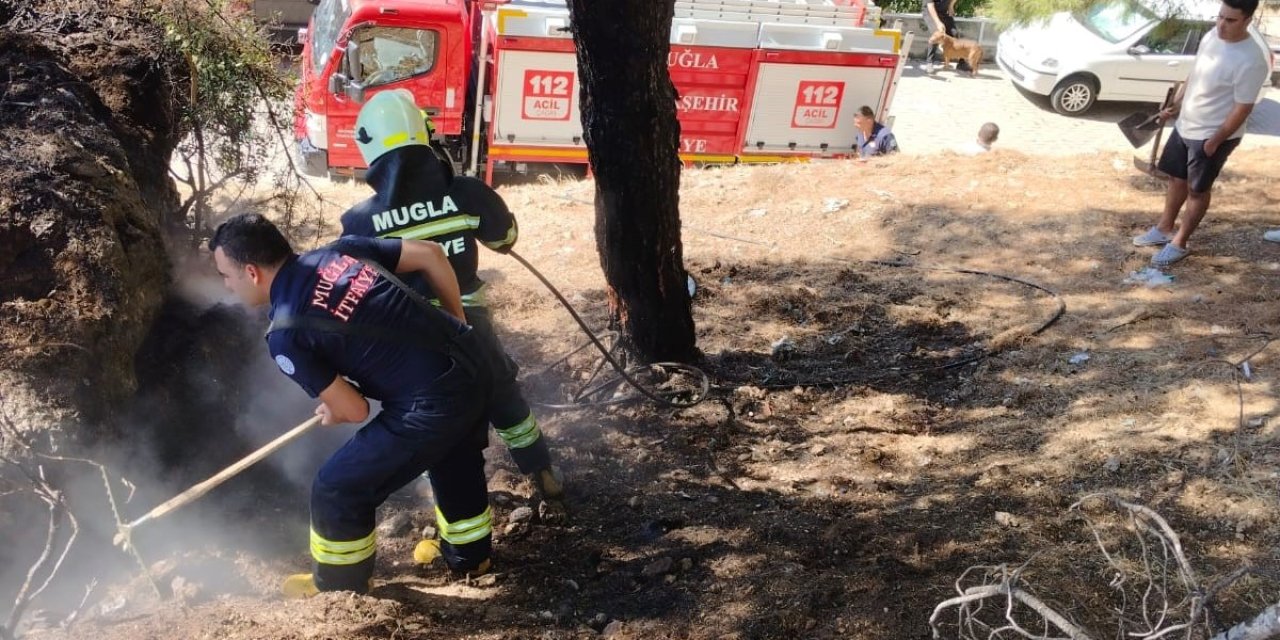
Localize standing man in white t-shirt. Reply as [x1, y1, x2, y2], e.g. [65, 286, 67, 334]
[1131, 0, 1270, 266]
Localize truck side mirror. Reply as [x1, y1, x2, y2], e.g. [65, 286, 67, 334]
[1128, 44, 1151, 55]
[328, 73, 348, 95]
[345, 82, 367, 104]
[345, 41, 362, 83]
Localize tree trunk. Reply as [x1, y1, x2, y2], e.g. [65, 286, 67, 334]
[565, 0, 697, 364]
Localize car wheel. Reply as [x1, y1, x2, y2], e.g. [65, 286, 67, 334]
[1050, 77, 1097, 116]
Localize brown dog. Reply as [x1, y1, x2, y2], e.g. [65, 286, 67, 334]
[928, 32, 982, 77]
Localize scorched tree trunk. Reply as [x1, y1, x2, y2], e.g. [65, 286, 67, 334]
[566, 0, 697, 364]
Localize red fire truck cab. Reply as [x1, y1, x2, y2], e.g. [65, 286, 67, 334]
[295, 0, 912, 182]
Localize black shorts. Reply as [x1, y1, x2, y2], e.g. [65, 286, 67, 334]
[1156, 128, 1241, 194]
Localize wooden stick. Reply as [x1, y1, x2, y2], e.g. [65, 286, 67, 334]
[1148, 84, 1179, 177]
[114, 415, 323, 543]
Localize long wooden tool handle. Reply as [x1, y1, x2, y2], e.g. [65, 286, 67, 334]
[125, 415, 324, 529]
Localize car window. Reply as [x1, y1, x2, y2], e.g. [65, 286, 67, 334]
[1077, 0, 1156, 44]
[1184, 21, 1213, 55]
[1141, 19, 1199, 55]
[352, 27, 439, 87]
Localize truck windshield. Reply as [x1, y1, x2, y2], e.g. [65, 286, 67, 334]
[1075, 0, 1156, 43]
[311, 0, 351, 72]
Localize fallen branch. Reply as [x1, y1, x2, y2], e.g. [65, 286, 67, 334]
[930, 564, 1097, 640]
[0, 462, 81, 638]
[59, 579, 98, 632]
[0, 398, 153, 635]
[1211, 600, 1280, 640]
[4, 478, 60, 634]
[1071, 494, 1198, 590]
[935, 496, 1280, 640]
[931, 582, 1096, 640]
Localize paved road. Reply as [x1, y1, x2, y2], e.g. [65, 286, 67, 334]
[889, 62, 1280, 155]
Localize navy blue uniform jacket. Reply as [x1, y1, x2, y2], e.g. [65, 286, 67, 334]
[266, 236, 465, 409]
[339, 146, 517, 300]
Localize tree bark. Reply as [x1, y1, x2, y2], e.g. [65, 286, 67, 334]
[565, 0, 697, 363]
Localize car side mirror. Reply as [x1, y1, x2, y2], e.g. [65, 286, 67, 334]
[1128, 44, 1151, 55]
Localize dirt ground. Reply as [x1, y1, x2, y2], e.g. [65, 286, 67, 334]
[28, 147, 1280, 639]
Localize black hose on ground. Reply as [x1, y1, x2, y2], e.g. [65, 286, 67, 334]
[508, 250, 710, 409]
[506, 250, 1065, 408]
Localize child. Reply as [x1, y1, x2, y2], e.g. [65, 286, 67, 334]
[959, 122, 999, 155]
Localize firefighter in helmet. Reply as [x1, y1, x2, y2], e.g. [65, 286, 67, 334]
[341, 90, 565, 523]
[210, 210, 496, 597]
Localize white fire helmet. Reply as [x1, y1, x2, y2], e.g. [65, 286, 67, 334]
[354, 89, 429, 166]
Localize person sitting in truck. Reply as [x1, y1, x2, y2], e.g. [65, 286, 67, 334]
[339, 90, 565, 528]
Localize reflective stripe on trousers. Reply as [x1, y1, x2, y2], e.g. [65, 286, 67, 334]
[436, 505, 493, 546]
[496, 412, 541, 449]
[311, 527, 376, 566]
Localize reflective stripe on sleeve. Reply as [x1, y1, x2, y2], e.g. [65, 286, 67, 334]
[481, 224, 518, 251]
[396, 216, 481, 241]
[426, 286, 487, 308]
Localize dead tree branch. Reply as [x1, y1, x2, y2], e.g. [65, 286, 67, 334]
[0, 397, 147, 635]
[930, 564, 1097, 640]
[3, 463, 80, 636]
[1211, 601, 1280, 640]
[932, 496, 1280, 640]
[1070, 494, 1199, 590]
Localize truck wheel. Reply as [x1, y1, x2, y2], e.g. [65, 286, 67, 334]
[1050, 77, 1097, 116]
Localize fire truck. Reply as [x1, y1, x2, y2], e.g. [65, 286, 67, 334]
[294, 0, 913, 183]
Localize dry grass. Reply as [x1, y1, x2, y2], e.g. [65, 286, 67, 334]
[389, 148, 1280, 582]
[87, 147, 1280, 640]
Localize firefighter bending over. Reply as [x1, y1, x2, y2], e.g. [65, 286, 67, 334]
[340, 89, 564, 508]
[210, 213, 495, 597]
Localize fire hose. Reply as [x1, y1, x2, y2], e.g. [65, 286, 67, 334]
[507, 250, 712, 409]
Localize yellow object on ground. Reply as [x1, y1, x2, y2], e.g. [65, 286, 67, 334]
[281, 573, 319, 599]
[412, 539, 492, 576]
[281, 573, 376, 598]
[413, 539, 443, 564]
[535, 466, 564, 501]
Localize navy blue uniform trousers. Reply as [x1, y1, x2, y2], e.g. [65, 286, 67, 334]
[466, 306, 552, 475]
[310, 361, 490, 592]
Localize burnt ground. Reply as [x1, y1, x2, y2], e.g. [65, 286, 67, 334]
[15, 148, 1280, 639]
